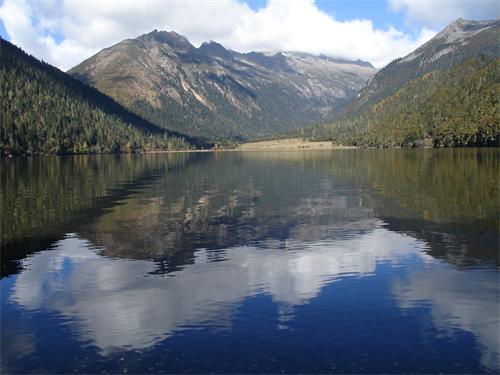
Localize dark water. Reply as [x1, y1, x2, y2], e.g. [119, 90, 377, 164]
[1, 149, 499, 374]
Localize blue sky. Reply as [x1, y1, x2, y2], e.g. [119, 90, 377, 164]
[246, 0, 407, 30]
[0, 0, 497, 70]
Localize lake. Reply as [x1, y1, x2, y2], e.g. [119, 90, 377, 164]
[1, 149, 499, 373]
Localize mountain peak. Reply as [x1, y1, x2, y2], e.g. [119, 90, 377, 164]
[145, 30, 193, 50]
[435, 18, 498, 44]
[198, 41, 233, 60]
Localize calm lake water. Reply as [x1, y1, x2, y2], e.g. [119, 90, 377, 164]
[1, 149, 499, 374]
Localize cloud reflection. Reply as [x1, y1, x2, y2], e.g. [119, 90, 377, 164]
[11, 227, 424, 354]
[394, 267, 500, 371]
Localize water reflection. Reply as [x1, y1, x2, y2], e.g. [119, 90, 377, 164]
[11, 227, 426, 354]
[3, 150, 498, 270]
[394, 267, 500, 370]
[2, 149, 499, 373]
[1, 154, 180, 276]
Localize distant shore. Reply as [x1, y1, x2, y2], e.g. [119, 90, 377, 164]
[235, 138, 357, 151]
[144, 138, 357, 153]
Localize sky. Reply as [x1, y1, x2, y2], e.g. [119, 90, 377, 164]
[0, 0, 498, 70]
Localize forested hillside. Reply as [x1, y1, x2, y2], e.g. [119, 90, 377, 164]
[346, 18, 500, 117]
[297, 19, 499, 148]
[306, 56, 499, 147]
[0, 39, 204, 156]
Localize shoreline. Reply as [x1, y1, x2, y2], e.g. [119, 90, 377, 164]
[234, 138, 358, 151]
[5, 141, 497, 157]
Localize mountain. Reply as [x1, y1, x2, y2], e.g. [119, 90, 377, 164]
[350, 18, 500, 115]
[0, 38, 205, 156]
[68, 30, 376, 140]
[304, 18, 500, 147]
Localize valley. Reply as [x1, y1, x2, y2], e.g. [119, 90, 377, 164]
[1, 18, 498, 156]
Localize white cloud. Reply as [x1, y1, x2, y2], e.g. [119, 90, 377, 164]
[389, 0, 499, 29]
[0, 0, 437, 70]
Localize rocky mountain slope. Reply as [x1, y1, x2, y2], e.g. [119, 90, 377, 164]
[303, 18, 500, 147]
[69, 31, 375, 140]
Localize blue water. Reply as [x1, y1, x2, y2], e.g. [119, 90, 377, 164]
[1, 150, 499, 373]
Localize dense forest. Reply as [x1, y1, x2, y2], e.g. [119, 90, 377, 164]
[298, 55, 499, 147]
[0, 39, 209, 156]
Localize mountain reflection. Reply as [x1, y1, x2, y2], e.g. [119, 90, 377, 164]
[3, 149, 498, 273]
[11, 228, 426, 354]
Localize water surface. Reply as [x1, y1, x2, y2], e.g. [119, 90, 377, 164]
[1, 149, 499, 373]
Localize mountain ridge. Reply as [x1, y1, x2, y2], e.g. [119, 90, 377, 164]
[68, 31, 376, 140]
